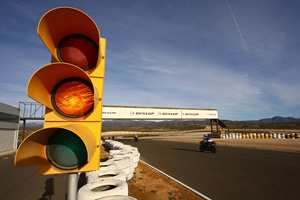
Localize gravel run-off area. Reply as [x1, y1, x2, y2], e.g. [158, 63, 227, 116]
[151, 132, 300, 152]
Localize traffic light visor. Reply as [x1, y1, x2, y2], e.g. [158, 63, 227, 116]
[37, 7, 101, 66]
[15, 125, 97, 174]
[27, 63, 98, 115]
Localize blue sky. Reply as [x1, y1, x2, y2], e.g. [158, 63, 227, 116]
[0, 0, 300, 120]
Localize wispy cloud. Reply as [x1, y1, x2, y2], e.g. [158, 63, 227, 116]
[7, 1, 40, 22]
[268, 82, 300, 107]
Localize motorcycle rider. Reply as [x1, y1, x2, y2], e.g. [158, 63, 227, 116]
[203, 134, 211, 145]
[200, 134, 216, 153]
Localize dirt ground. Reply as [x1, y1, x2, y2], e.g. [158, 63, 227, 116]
[127, 161, 202, 200]
[139, 131, 300, 152]
[100, 145, 203, 200]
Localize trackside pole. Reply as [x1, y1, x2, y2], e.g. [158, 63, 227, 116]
[67, 173, 78, 200]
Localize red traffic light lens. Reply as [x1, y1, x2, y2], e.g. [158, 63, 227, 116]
[57, 34, 98, 71]
[52, 79, 94, 117]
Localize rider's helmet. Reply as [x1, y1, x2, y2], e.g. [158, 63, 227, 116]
[204, 134, 208, 139]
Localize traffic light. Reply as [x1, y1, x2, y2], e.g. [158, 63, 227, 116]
[15, 7, 106, 175]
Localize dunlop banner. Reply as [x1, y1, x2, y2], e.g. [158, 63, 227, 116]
[102, 106, 218, 120]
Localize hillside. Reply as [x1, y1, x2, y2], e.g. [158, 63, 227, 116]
[19, 116, 300, 136]
[224, 121, 300, 130]
[257, 116, 300, 123]
[102, 120, 207, 132]
[223, 116, 300, 130]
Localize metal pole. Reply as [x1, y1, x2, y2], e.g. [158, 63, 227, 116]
[210, 119, 213, 134]
[217, 119, 219, 135]
[22, 119, 26, 141]
[67, 173, 78, 200]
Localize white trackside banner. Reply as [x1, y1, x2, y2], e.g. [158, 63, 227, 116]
[102, 106, 218, 120]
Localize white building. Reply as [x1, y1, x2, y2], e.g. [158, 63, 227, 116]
[0, 102, 20, 152]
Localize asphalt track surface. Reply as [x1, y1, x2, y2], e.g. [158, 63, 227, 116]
[0, 152, 68, 200]
[121, 139, 300, 200]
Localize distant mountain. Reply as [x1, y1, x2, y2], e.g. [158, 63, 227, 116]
[258, 116, 300, 123]
[222, 116, 300, 123]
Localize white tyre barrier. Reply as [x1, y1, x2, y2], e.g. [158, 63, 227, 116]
[78, 179, 128, 200]
[87, 170, 126, 183]
[291, 133, 295, 139]
[221, 132, 300, 140]
[109, 149, 123, 156]
[86, 161, 118, 178]
[89, 140, 141, 199]
[105, 140, 127, 150]
[99, 161, 118, 171]
[105, 156, 134, 180]
[277, 133, 281, 139]
[109, 151, 133, 159]
[110, 153, 139, 168]
[96, 195, 137, 200]
[112, 155, 137, 170]
[122, 147, 139, 155]
[109, 157, 133, 170]
[120, 166, 134, 181]
[86, 161, 117, 178]
[132, 155, 139, 167]
[122, 150, 140, 158]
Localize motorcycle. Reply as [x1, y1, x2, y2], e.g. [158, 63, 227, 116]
[134, 135, 138, 142]
[199, 139, 216, 153]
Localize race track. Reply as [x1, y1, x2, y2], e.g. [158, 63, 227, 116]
[121, 139, 300, 200]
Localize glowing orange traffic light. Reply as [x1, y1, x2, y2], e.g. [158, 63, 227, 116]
[15, 7, 106, 175]
[52, 78, 94, 117]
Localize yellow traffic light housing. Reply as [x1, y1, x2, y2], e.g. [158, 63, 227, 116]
[26, 63, 103, 121]
[15, 7, 106, 175]
[37, 7, 105, 77]
[15, 125, 97, 174]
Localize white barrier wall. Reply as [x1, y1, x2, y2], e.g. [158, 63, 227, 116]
[221, 132, 300, 139]
[0, 130, 18, 152]
[0, 102, 20, 152]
